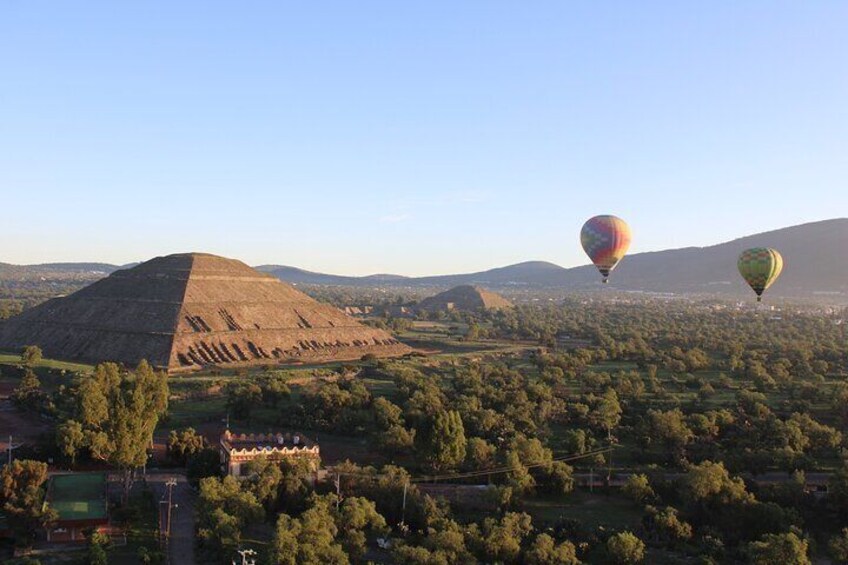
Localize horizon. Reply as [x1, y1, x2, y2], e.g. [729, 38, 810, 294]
[5, 216, 844, 278]
[2, 3, 846, 275]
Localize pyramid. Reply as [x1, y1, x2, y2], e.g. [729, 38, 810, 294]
[417, 285, 513, 313]
[0, 253, 411, 372]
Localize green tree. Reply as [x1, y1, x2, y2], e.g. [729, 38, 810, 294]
[525, 533, 579, 565]
[245, 455, 283, 511]
[590, 388, 622, 439]
[20, 345, 42, 366]
[197, 476, 264, 555]
[271, 496, 349, 565]
[747, 532, 811, 565]
[225, 381, 262, 422]
[829, 528, 848, 564]
[336, 496, 388, 561]
[56, 419, 85, 465]
[684, 461, 753, 505]
[0, 460, 58, 547]
[622, 474, 655, 504]
[167, 428, 207, 465]
[11, 369, 45, 410]
[607, 531, 645, 564]
[481, 512, 533, 563]
[643, 505, 692, 545]
[427, 410, 467, 471]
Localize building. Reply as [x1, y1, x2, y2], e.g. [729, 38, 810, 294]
[219, 430, 320, 478]
[45, 473, 109, 543]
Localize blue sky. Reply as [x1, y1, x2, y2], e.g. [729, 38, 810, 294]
[1, 2, 846, 275]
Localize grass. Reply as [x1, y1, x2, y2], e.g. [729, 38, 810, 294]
[0, 351, 92, 373]
[522, 489, 643, 531]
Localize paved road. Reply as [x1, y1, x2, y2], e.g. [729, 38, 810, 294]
[148, 472, 197, 565]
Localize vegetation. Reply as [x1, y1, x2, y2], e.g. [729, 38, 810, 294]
[1, 296, 847, 562]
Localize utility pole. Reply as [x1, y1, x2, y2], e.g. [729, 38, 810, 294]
[165, 478, 177, 538]
[334, 473, 341, 509]
[7, 435, 12, 465]
[400, 481, 408, 526]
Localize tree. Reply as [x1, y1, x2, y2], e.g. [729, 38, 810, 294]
[20, 345, 42, 366]
[260, 374, 291, 407]
[335, 496, 388, 561]
[88, 543, 108, 565]
[271, 496, 350, 565]
[747, 532, 811, 565]
[590, 388, 622, 439]
[683, 461, 753, 505]
[525, 533, 579, 565]
[643, 505, 692, 545]
[63, 362, 169, 500]
[607, 531, 645, 564]
[11, 369, 45, 410]
[225, 381, 262, 422]
[829, 528, 848, 564]
[647, 409, 693, 461]
[56, 420, 85, 465]
[187, 448, 222, 486]
[0, 460, 57, 547]
[427, 410, 467, 471]
[622, 474, 655, 504]
[197, 476, 264, 556]
[167, 428, 207, 465]
[544, 461, 575, 495]
[481, 512, 533, 563]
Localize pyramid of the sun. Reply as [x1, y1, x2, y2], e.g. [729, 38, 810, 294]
[0, 253, 411, 372]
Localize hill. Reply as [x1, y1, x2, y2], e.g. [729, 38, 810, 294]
[2, 219, 845, 300]
[417, 285, 514, 313]
[261, 219, 848, 299]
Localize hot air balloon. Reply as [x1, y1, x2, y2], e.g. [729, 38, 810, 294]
[580, 215, 632, 283]
[737, 247, 783, 302]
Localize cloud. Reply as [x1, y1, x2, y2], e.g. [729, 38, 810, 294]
[379, 213, 411, 224]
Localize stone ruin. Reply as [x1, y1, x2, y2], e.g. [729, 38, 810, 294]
[0, 253, 411, 372]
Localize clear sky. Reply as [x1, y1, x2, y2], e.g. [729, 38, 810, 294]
[1, 2, 846, 275]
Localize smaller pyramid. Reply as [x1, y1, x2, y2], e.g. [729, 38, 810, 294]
[417, 285, 513, 313]
[0, 253, 411, 372]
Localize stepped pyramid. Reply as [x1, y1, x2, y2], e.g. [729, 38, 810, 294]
[417, 285, 513, 312]
[0, 253, 410, 372]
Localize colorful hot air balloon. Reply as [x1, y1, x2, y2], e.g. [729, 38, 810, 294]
[737, 247, 783, 302]
[580, 215, 632, 283]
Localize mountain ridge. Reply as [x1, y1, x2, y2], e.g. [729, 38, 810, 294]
[2, 219, 846, 298]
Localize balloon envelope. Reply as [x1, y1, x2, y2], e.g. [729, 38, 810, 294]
[737, 247, 783, 301]
[580, 215, 632, 282]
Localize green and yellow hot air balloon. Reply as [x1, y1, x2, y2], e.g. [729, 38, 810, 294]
[737, 247, 783, 302]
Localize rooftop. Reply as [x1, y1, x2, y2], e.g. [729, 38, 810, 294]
[221, 430, 317, 453]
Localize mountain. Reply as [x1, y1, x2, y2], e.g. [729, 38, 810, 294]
[259, 219, 848, 299]
[590, 218, 848, 297]
[0, 262, 122, 281]
[3, 219, 846, 299]
[253, 266, 399, 286]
